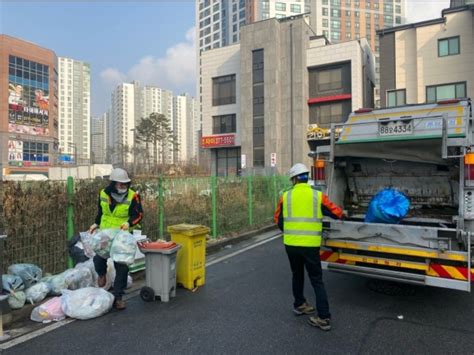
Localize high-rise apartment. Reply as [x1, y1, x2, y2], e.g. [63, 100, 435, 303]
[174, 94, 198, 163]
[58, 57, 90, 165]
[0, 35, 58, 177]
[91, 113, 106, 164]
[108, 82, 138, 165]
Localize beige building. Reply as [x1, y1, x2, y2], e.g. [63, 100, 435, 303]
[201, 15, 374, 175]
[379, 5, 474, 107]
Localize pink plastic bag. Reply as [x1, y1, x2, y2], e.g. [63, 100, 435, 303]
[30, 297, 66, 323]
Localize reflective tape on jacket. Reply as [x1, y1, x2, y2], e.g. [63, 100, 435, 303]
[99, 189, 135, 229]
[282, 184, 323, 247]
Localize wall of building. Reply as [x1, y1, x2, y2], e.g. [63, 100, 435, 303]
[0, 35, 58, 176]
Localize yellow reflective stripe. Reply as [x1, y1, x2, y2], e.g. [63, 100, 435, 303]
[443, 266, 467, 280]
[284, 230, 322, 236]
[338, 253, 428, 271]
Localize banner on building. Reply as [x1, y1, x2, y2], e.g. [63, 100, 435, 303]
[201, 134, 235, 148]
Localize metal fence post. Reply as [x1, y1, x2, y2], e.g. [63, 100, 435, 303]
[272, 174, 278, 210]
[211, 175, 217, 239]
[248, 175, 253, 226]
[158, 176, 164, 239]
[66, 176, 74, 269]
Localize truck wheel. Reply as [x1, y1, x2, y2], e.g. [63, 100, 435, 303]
[140, 286, 155, 302]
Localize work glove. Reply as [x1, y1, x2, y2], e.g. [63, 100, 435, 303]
[88, 223, 98, 234]
[120, 222, 130, 231]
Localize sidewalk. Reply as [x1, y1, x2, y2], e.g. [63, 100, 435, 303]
[1, 225, 280, 344]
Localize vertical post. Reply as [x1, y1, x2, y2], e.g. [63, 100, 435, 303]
[66, 176, 74, 269]
[158, 176, 164, 239]
[272, 174, 278, 210]
[248, 175, 253, 226]
[211, 175, 217, 239]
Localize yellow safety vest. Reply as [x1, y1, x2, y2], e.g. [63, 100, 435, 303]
[282, 183, 323, 247]
[99, 188, 137, 230]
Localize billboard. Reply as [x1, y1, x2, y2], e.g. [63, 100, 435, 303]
[8, 65, 50, 136]
[201, 134, 235, 148]
[8, 140, 23, 164]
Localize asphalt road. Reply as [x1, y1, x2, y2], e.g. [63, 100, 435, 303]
[4, 236, 474, 354]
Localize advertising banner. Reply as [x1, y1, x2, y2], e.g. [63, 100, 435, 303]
[201, 134, 235, 148]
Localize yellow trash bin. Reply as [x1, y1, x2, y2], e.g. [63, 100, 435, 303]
[168, 224, 210, 290]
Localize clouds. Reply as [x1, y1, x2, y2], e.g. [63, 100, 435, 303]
[100, 26, 196, 101]
[406, 0, 450, 23]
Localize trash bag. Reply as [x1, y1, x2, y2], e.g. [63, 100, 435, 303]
[68, 234, 89, 265]
[365, 188, 410, 224]
[61, 287, 114, 320]
[8, 291, 26, 309]
[31, 297, 66, 323]
[79, 231, 96, 259]
[8, 264, 43, 288]
[127, 275, 133, 289]
[43, 272, 67, 296]
[110, 231, 137, 265]
[75, 259, 98, 286]
[25, 282, 50, 305]
[64, 268, 94, 290]
[104, 259, 116, 291]
[2, 274, 25, 293]
[90, 229, 120, 259]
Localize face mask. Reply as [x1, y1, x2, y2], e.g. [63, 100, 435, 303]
[117, 188, 128, 194]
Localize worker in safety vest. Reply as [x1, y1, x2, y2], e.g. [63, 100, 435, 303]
[274, 163, 344, 331]
[89, 168, 143, 310]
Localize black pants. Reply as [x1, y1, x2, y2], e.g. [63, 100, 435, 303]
[285, 245, 331, 319]
[93, 255, 129, 299]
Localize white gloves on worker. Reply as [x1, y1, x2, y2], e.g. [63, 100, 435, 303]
[88, 223, 98, 234]
[120, 222, 130, 231]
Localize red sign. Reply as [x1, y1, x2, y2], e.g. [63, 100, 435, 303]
[201, 134, 235, 148]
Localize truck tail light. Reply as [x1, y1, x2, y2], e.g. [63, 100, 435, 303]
[464, 153, 474, 186]
[315, 160, 326, 182]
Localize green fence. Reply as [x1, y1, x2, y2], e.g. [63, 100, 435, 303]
[0, 175, 290, 274]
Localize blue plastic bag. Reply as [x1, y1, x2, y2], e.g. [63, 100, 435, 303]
[365, 188, 410, 224]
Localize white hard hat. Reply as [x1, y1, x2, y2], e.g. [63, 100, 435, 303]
[109, 168, 131, 183]
[288, 163, 310, 179]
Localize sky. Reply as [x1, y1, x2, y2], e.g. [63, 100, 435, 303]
[1, 0, 450, 117]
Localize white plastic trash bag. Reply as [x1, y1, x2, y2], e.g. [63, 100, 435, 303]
[31, 297, 65, 323]
[2, 274, 25, 293]
[61, 287, 114, 320]
[127, 275, 133, 289]
[110, 231, 137, 265]
[64, 268, 94, 290]
[25, 282, 50, 305]
[43, 272, 67, 296]
[8, 291, 26, 309]
[90, 229, 120, 258]
[8, 264, 42, 288]
[79, 231, 96, 258]
[75, 259, 98, 286]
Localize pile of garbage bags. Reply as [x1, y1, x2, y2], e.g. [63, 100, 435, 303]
[1, 229, 136, 321]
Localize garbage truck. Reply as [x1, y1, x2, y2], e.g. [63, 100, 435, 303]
[307, 98, 474, 291]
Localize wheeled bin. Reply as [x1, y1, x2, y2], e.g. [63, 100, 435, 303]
[168, 224, 210, 290]
[138, 241, 181, 302]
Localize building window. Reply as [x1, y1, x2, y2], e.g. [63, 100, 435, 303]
[323, 30, 329, 37]
[331, 31, 341, 40]
[387, 89, 406, 107]
[213, 114, 236, 134]
[323, 19, 329, 27]
[252, 49, 264, 167]
[317, 68, 342, 92]
[322, 7, 328, 16]
[212, 74, 236, 106]
[323, 0, 328, 4]
[396, 5, 401, 13]
[384, 14, 393, 23]
[355, 11, 360, 17]
[291, 4, 301, 13]
[426, 82, 466, 103]
[345, 32, 352, 39]
[345, 10, 350, 16]
[275, 13, 286, 18]
[438, 36, 460, 57]
[309, 102, 351, 126]
[331, 0, 341, 6]
[331, 20, 341, 29]
[23, 141, 50, 163]
[346, 21, 351, 28]
[216, 148, 241, 176]
[396, 16, 401, 24]
[384, 3, 393, 13]
[275, 2, 286, 11]
[332, 8, 341, 17]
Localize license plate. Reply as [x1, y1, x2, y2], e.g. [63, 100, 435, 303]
[379, 121, 413, 136]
